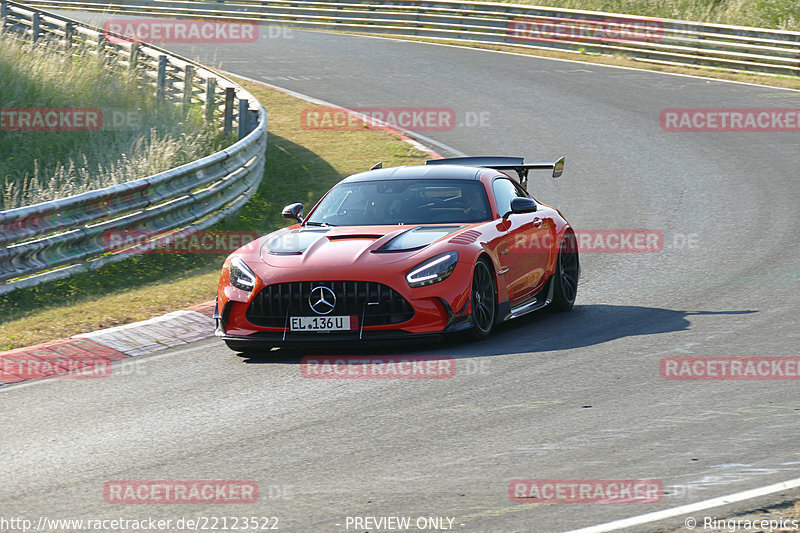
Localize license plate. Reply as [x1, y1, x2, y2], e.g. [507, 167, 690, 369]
[290, 316, 355, 332]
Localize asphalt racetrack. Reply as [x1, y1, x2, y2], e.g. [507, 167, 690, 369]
[3, 13, 800, 532]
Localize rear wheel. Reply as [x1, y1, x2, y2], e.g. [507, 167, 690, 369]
[550, 232, 579, 312]
[470, 258, 497, 339]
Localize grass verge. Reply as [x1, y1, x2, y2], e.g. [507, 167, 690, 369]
[0, 78, 429, 351]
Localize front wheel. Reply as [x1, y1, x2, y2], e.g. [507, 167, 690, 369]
[470, 259, 497, 339]
[549, 232, 579, 312]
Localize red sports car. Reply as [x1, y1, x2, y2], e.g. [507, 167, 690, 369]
[215, 156, 579, 353]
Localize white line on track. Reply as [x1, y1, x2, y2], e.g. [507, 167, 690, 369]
[563, 476, 800, 532]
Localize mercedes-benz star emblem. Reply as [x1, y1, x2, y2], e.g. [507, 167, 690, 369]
[309, 286, 336, 315]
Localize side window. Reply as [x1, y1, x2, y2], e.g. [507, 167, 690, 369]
[492, 178, 527, 216]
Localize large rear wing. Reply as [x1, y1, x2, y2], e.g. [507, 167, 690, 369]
[426, 156, 564, 189]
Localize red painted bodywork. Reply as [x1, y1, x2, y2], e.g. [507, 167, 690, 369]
[216, 168, 573, 339]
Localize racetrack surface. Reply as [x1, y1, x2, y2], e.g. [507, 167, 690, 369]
[3, 15, 800, 532]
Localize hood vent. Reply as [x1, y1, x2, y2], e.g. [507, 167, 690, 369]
[327, 234, 383, 241]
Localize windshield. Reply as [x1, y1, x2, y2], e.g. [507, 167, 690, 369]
[304, 179, 492, 226]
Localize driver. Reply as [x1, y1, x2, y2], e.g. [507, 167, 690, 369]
[462, 184, 489, 221]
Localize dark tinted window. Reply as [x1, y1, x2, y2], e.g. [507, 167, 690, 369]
[492, 178, 528, 216]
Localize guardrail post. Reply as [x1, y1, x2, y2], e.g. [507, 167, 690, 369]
[183, 64, 195, 109]
[205, 78, 216, 121]
[157, 55, 167, 100]
[1, 2, 8, 31]
[247, 109, 258, 136]
[223, 87, 235, 137]
[129, 42, 139, 70]
[237, 98, 249, 139]
[32, 11, 40, 42]
[64, 22, 74, 51]
[97, 33, 105, 63]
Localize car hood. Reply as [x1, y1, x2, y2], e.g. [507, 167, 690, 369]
[255, 225, 468, 268]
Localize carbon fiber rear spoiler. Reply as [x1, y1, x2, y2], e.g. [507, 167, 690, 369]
[426, 156, 565, 189]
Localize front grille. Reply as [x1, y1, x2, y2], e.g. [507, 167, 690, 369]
[246, 281, 414, 328]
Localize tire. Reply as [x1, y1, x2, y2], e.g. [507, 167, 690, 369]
[470, 258, 497, 339]
[549, 231, 579, 312]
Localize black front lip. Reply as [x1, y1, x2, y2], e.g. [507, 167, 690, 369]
[221, 330, 443, 347]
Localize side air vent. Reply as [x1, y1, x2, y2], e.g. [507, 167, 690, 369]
[448, 230, 481, 245]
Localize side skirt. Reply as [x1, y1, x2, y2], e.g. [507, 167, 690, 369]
[499, 276, 555, 322]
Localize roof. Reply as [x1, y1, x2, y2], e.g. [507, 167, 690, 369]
[341, 164, 489, 183]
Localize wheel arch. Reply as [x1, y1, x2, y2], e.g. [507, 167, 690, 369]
[559, 227, 580, 279]
[476, 251, 498, 299]
[549, 225, 578, 277]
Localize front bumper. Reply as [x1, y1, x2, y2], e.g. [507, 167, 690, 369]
[215, 271, 474, 346]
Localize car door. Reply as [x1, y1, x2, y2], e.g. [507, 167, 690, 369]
[492, 177, 552, 305]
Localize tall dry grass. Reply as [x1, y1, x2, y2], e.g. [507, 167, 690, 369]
[0, 32, 225, 210]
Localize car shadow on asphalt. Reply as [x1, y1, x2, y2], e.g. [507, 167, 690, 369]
[236, 305, 757, 364]
[463, 305, 758, 356]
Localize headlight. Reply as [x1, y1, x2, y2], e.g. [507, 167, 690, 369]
[406, 252, 458, 288]
[229, 256, 256, 291]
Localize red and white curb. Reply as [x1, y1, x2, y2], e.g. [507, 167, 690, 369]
[0, 301, 215, 386]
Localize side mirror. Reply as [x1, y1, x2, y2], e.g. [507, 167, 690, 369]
[282, 202, 304, 223]
[507, 197, 537, 217]
[552, 156, 565, 178]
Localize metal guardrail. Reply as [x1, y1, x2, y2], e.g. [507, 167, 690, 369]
[15, 0, 800, 77]
[0, 1, 268, 295]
